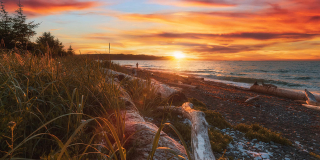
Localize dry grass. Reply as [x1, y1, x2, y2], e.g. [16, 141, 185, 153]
[0, 50, 191, 159]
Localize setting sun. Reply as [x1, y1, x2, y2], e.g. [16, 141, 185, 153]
[173, 51, 186, 59]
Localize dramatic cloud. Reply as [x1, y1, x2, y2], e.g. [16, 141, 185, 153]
[1, 0, 100, 17]
[151, 0, 236, 7]
[10, 0, 319, 60]
[143, 32, 319, 41]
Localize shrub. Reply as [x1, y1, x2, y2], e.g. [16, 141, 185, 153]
[208, 128, 233, 153]
[235, 123, 292, 146]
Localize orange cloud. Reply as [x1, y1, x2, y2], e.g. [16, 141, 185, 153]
[151, 0, 236, 7]
[1, 0, 100, 17]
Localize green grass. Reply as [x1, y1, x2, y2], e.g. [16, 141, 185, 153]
[208, 128, 233, 153]
[190, 98, 231, 129]
[234, 123, 292, 146]
[310, 152, 320, 159]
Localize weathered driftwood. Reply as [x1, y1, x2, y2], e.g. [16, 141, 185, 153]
[250, 84, 320, 101]
[105, 75, 188, 160]
[158, 103, 216, 160]
[245, 95, 260, 103]
[105, 69, 187, 102]
[305, 89, 320, 106]
[167, 81, 197, 89]
[302, 104, 320, 111]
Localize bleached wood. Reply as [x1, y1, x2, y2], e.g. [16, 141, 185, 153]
[158, 103, 216, 160]
[305, 89, 320, 106]
[302, 104, 320, 111]
[105, 69, 188, 104]
[250, 84, 320, 101]
[245, 95, 260, 103]
[167, 82, 197, 89]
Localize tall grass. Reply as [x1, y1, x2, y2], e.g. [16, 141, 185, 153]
[0, 50, 190, 159]
[0, 50, 127, 159]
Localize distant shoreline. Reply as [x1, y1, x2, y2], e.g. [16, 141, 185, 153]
[78, 54, 171, 60]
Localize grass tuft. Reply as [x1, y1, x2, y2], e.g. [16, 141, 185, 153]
[310, 152, 320, 159]
[190, 98, 232, 129]
[234, 123, 292, 146]
[208, 128, 233, 153]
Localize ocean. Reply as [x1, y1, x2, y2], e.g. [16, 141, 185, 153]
[112, 60, 320, 94]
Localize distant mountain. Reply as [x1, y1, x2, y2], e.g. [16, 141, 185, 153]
[78, 54, 171, 60]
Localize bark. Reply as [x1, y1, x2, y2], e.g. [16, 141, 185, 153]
[104, 73, 188, 160]
[158, 103, 216, 160]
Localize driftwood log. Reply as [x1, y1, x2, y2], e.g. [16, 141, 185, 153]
[167, 82, 197, 89]
[245, 95, 260, 103]
[302, 104, 320, 111]
[158, 103, 216, 160]
[305, 89, 320, 106]
[105, 69, 187, 102]
[250, 84, 320, 102]
[105, 73, 188, 160]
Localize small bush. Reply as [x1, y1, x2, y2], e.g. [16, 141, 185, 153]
[190, 98, 232, 129]
[189, 98, 206, 109]
[310, 152, 320, 159]
[205, 110, 232, 129]
[235, 123, 292, 146]
[208, 128, 233, 153]
[234, 123, 251, 133]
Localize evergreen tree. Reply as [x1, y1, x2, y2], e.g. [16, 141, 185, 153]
[36, 32, 67, 57]
[0, 1, 13, 48]
[12, 0, 40, 49]
[67, 45, 75, 56]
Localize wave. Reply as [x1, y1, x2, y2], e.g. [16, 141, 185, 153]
[294, 76, 312, 80]
[276, 69, 290, 73]
[202, 75, 304, 88]
[230, 72, 247, 76]
[253, 69, 269, 73]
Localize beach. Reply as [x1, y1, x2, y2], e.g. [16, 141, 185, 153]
[129, 66, 320, 159]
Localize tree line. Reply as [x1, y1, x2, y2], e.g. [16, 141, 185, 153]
[0, 1, 74, 57]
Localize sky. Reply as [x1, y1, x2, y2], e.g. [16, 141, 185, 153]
[2, 0, 320, 60]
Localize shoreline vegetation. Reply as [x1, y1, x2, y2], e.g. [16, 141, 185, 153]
[1, 50, 320, 159]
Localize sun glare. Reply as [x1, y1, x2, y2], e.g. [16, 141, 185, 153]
[173, 51, 186, 59]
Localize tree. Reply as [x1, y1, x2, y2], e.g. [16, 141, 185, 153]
[0, 1, 13, 48]
[67, 45, 75, 56]
[0, 0, 39, 49]
[11, 1, 39, 49]
[36, 32, 67, 57]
